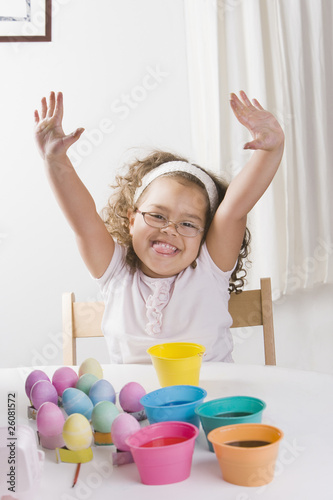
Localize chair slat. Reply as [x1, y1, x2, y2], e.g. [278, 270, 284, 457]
[229, 290, 262, 327]
[72, 301, 104, 338]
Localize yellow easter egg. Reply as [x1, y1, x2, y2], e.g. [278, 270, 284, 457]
[62, 413, 93, 451]
[78, 358, 103, 379]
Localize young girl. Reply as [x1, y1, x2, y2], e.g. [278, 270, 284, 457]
[34, 91, 284, 363]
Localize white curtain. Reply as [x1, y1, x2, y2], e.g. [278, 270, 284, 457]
[184, 0, 333, 299]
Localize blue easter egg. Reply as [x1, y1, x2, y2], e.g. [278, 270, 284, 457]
[62, 387, 94, 420]
[89, 379, 116, 406]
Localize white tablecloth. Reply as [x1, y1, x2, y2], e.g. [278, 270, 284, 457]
[0, 362, 332, 499]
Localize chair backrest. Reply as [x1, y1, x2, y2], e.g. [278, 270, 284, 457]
[62, 277, 276, 366]
[228, 278, 276, 365]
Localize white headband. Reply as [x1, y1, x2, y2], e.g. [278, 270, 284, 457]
[133, 161, 219, 213]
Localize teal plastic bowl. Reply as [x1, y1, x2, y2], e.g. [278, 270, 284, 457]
[140, 385, 207, 428]
[195, 396, 266, 451]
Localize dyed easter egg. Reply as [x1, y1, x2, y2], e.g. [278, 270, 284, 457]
[52, 367, 79, 397]
[91, 401, 120, 433]
[62, 413, 93, 451]
[62, 388, 94, 420]
[119, 382, 146, 413]
[78, 358, 103, 379]
[76, 373, 99, 395]
[89, 379, 116, 406]
[36, 402, 65, 436]
[25, 370, 50, 400]
[111, 413, 140, 452]
[30, 380, 58, 410]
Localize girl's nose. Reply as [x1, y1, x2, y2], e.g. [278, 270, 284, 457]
[160, 221, 178, 236]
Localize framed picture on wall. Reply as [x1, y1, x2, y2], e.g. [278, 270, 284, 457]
[0, 0, 51, 42]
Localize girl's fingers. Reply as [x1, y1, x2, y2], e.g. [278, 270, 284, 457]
[244, 140, 260, 150]
[34, 109, 40, 124]
[252, 98, 264, 110]
[240, 90, 257, 110]
[233, 91, 262, 112]
[47, 91, 56, 117]
[54, 91, 64, 122]
[40, 97, 47, 119]
[230, 94, 246, 116]
[230, 92, 244, 108]
[37, 91, 63, 123]
[62, 128, 85, 149]
[230, 92, 257, 119]
[239, 90, 252, 106]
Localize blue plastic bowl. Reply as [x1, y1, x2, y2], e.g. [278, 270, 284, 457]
[140, 385, 207, 428]
[195, 396, 266, 451]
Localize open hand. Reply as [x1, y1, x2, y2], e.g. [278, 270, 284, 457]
[230, 91, 284, 151]
[34, 91, 84, 159]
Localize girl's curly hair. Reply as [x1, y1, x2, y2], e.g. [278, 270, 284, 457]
[101, 149, 251, 293]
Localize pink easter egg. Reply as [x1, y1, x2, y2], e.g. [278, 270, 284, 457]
[119, 382, 146, 413]
[111, 413, 140, 452]
[37, 402, 65, 436]
[30, 380, 58, 410]
[25, 370, 50, 400]
[52, 367, 79, 397]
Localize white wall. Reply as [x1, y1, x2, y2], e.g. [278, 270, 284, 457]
[0, 0, 193, 368]
[1, 0, 332, 373]
[232, 284, 333, 374]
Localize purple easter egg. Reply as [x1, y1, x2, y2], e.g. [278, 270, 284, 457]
[30, 380, 58, 410]
[25, 370, 50, 400]
[119, 382, 146, 413]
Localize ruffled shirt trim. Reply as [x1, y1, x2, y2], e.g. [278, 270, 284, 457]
[138, 272, 177, 336]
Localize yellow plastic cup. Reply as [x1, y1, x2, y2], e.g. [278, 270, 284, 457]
[147, 342, 206, 387]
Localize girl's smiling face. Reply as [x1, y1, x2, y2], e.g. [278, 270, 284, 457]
[128, 176, 208, 278]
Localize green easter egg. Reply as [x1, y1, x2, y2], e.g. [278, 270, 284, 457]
[76, 373, 99, 395]
[91, 401, 120, 433]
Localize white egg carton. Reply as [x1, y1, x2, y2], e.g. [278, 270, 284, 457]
[0, 425, 44, 500]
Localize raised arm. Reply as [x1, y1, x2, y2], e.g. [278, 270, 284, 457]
[34, 91, 114, 278]
[206, 91, 284, 271]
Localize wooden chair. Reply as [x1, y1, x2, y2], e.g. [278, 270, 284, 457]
[228, 278, 276, 365]
[62, 292, 104, 366]
[62, 277, 276, 366]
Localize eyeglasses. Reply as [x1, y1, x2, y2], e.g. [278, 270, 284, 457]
[136, 210, 204, 237]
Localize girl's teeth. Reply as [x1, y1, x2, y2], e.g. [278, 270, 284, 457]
[153, 242, 177, 254]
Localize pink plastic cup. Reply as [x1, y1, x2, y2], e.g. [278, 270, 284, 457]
[125, 421, 199, 485]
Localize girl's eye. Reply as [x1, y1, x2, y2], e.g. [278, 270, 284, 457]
[180, 221, 197, 229]
[150, 213, 166, 221]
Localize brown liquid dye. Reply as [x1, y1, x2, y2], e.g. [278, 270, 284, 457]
[215, 411, 252, 418]
[225, 440, 271, 448]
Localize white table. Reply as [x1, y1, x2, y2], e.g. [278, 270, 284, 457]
[0, 363, 332, 499]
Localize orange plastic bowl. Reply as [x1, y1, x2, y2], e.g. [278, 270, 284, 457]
[208, 423, 283, 487]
